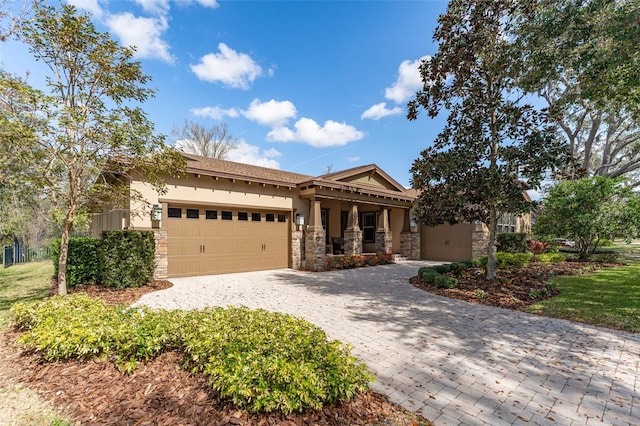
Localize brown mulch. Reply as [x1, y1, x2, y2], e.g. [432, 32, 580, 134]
[410, 260, 614, 310]
[5, 280, 432, 426]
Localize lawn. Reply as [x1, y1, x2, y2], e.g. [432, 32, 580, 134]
[526, 260, 640, 332]
[0, 261, 71, 426]
[0, 261, 53, 330]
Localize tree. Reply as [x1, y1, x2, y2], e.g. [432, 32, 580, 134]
[172, 120, 238, 159]
[407, 0, 568, 280]
[515, 0, 640, 119]
[0, 0, 33, 41]
[535, 176, 640, 259]
[3, 4, 184, 295]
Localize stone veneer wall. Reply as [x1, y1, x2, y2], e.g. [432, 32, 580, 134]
[153, 229, 168, 279]
[400, 232, 421, 259]
[304, 228, 326, 271]
[343, 229, 363, 255]
[291, 230, 303, 269]
[375, 230, 393, 254]
[471, 223, 489, 259]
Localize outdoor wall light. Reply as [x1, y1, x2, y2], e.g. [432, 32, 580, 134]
[152, 204, 162, 221]
[296, 214, 305, 226]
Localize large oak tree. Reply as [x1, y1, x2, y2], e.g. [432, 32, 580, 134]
[1, 4, 184, 294]
[408, 0, 568, 279]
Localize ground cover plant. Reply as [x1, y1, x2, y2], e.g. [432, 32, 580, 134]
[10, 295, 373, 414]
[323, 252, 394, 270]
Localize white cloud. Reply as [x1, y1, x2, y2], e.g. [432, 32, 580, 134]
[133, 0, 170, 16]
[243, 99, 297, 127]
[267, 118, 365, 148]
[385, 56, 429, 104]
[67, 0, 104, 18]
[190, 105, 239, 120]
[348, 156, 361, 163]
[193, 0, 219, 8]
[106, 13, 174, 63]
[227, 140, 281, 169]
[361, 102, 402, 120]
[191, 43, 263, 89]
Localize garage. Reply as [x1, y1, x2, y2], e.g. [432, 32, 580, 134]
[421, 223, 473, 262]
[166, 205, 289, 277]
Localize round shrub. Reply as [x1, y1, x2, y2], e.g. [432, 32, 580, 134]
[434, 275, 458, 289]
[433, 263, 452, 274]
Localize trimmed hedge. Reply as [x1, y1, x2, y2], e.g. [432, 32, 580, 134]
[51, 230, 156, 288]
[101, 230, 156, 288]
[51, 237, 102, 289]
[497, 232, 528, 253]
[434, 275, 458, 289]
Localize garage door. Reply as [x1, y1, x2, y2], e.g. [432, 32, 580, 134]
[421, 223, 473, 262]
[166, 205, 289, 277]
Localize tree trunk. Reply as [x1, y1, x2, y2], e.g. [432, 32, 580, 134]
[57, 218, 73, 295]
[486, 207, 498, 280]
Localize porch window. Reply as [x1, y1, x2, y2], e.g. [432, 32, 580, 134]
[497, 213, 516, 233]
[362, 212, 375, 243]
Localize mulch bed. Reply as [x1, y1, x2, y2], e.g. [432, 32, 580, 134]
[4, 280, 432, 425]
[410, 260, 615, 310]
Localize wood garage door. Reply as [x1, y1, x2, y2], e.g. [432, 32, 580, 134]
[166, 206, 289, 277]
[421, 223, 473, 262]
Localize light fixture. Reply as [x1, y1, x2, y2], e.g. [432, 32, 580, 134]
[296, 214, 305, 226]
[152, 204, 162, 221]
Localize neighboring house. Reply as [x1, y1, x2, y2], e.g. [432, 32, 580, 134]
[90, 154, 531, 278]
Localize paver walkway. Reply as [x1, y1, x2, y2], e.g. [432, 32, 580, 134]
[136, 262, 640, 425]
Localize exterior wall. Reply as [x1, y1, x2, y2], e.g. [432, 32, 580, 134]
[390, 209, 404, 253]
[471, 222, 490, 260]
[291, 230, 303, 269]
[129, 174, 297, 229]
[400, 232, 421, 259]
[304, 228, 325, 271]
[153, 230, 168, 279]
[90, 209, 129, 237]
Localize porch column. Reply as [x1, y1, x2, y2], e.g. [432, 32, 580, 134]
[375, 208, 392, 254]
[400, 209, 420, 259]
[344, 204, 362, 255]
[304, 199, 326, 271]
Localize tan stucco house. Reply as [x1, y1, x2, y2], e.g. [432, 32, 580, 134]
[90, 154, 529, 278]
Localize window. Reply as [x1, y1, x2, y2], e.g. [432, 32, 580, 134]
[266, 213, 275, 222]
[205, 210, 217, 220]
[362, 212, 375, 243]
[222, 211, 232, 220]
[497, 213, 517, 233]
[186, 208, 199, 219]
[277, 214, 286, 223]
[252, 212, 261, 221]
[238, 212, 248, 221]
[167, 207, 181, 218]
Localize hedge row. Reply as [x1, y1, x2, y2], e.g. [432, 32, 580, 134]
[51, 230, 155, 289]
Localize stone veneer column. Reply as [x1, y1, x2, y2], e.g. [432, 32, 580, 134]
[375, 208, 392, 254]
[153, 229, 168, 279]
[343, 204, 362, 255]
[291, 230, 303, 269]
[304, 199, 326, 271]
[400, 209, 420, 259]
[471, 222, 489, 259]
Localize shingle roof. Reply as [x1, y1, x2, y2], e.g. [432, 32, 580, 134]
[183, 154, 313, 187]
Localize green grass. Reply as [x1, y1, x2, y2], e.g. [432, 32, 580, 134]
[0, 261, 53, 330]
[526, 261, 640, 332]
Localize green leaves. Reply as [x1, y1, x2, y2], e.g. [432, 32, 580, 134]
[10, 298, 373, 415]
[536, 176, 640, 259]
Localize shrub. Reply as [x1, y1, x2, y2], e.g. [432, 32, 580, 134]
[181, 307, 372, 414]
[10, 296, 373, 415]
[324, 253, 393, 271]
[528, 240, 550, 255]
[101, 230, 156, 288]
[497, 232, 528, 253]
[418, 267, 438, 283]
[449, 262, 467, 275]
[589, 252, 619, 263]
[51, 237, 102, 288]
[537, 253, 566, 264]
[433, 263, 451, 274]
[434, 275, 458, 289]
[496, 252, 532, 268]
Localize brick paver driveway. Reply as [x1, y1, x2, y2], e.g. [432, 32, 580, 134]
[136, 262, 640, 425]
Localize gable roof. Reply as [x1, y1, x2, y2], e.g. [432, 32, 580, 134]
[180, 154, 415, 202]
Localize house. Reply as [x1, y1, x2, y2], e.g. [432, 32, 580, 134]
[90, 154, 530, 278]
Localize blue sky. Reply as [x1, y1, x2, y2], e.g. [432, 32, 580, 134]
[2, 0, 451, 187]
